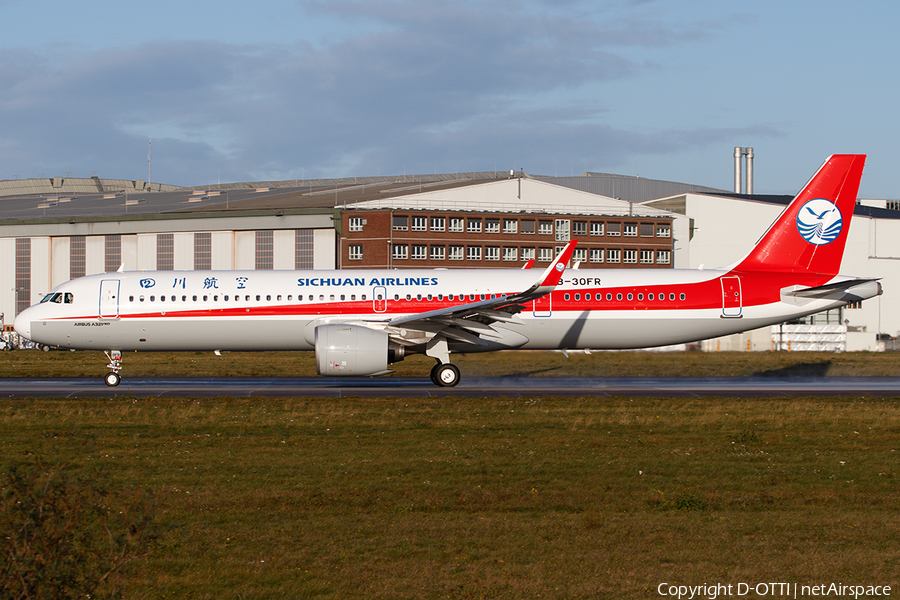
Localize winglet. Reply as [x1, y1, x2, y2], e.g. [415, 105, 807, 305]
[538, 240, 577, 287]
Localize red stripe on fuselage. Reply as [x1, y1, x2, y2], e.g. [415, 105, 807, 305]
[49, 269, 829, 321]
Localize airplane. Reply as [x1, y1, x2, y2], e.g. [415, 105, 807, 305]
[14, 154, 881, 387]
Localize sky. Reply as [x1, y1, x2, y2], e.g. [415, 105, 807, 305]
[2, 0, 899, 197]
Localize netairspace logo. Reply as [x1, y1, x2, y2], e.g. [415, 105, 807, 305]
[797, 198, 843, 245]
[657, 581, 892, 599]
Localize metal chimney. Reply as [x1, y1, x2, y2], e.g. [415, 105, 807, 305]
[745, 147, 753, 194]
[733, 147, 754, 194]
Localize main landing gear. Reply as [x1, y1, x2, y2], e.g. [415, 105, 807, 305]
[430, 362, 460, 387]
[425, 335, 460, 387]
[104, 350, 122, 387]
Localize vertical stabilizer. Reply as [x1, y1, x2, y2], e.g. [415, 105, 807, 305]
[734, 154, 865, 275]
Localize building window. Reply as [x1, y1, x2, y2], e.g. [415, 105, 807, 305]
[105, 235, 121, 272]
[392, 244, 408, 260]
[624, 249, 638, 264]
[411, 244, 427, 260]
[449, 245, 464, 260]
[656, 250, 671, 265]
[503, 219, 518, 234]
[449, 217, 464, 232]
[573, 221, 587, 236]
[538, 247, 553, 262]
[348, 244, 363, 260]
[15, 238, 30, 315]
[607, 249, 621, 263]
[538, 220, 553, 235]
[657, 224, 671, 238]
[466, 246, 482, 261]
[485, 246, 500, 261]
[411, 216, 427, 231]
[392, 215, 408, 230]
[554, 219, 570, 241]
[157, 233, 174, 271]
[573, 248, 587, 263]
[521, 219, 535, 234]
[194, 232, 211, 270]
[431, 217, 445, 231]
[590, 222, 604, 236]
[348, 217, 364, 232]
[590, 248, 604, 263]
[467, 218, 482, 233]
[624, 223, 638, 237]
[70, 235, 86, 279]
[430, 245, 445, 260]
[521, 248, 535, 261]
[640, 250, 654, 264]
[503, 247, 518, 261]
[485, 219, 500, 233]
[295, 230, 314, 269]
[639, 223, 654, 237]
[256, 230, 273, 270]
[607, 223, 621, 237]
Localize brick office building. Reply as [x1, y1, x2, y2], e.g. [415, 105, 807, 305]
[340, 209, 673, 269]
[338, 176, 676, 270]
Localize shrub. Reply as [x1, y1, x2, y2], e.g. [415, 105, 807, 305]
[0, 457, 156, 599]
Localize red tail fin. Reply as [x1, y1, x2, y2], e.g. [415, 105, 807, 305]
[734, 154, 866, 275]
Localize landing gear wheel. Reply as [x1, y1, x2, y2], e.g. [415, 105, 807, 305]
[432, 363, 460, 387]
[104, 371, 121, 387]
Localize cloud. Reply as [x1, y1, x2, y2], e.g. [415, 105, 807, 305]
[0, 0, 746, 185]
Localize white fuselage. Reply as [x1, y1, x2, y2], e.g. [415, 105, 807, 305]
[15, 266, 866, 353]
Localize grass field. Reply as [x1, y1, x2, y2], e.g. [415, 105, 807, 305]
[3, 348, 900, 379]
[3, 391, 899, 598]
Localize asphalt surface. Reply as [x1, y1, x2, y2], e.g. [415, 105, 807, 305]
[3, 376, 900, 398]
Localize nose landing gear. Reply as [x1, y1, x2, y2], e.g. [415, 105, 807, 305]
[104, 350, 122, 387]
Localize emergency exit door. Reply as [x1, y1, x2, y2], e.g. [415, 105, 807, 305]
[720, 276, 742, 318]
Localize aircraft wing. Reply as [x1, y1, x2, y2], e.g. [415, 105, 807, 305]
[386, 240, 577, 345]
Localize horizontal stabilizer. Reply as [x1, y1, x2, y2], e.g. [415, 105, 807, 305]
[784, 278, 882, 302]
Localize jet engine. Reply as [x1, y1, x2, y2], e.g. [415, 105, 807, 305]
[314, 324, 404, 376]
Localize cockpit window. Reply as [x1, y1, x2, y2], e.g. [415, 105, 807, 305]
[64, 293, 73, 304]
[41, 293, 63, 304]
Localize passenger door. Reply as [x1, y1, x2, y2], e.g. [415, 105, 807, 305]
[99, 279, 120, 319]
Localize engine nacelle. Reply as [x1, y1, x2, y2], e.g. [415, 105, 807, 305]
[314, 324, 403, 376]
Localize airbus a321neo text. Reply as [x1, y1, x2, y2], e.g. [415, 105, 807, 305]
[15, 155, 881, 387]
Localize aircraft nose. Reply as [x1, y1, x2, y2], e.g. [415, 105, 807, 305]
[13, 310, 32, 341]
